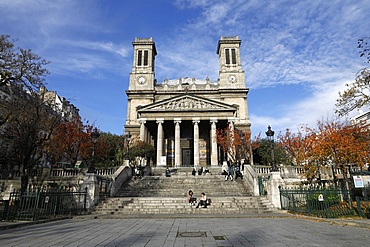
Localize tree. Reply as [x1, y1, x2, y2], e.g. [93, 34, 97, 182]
[94, 132, 123, 168]
[305, 120, 370, 185]
[216, 126, 256, 164]
[47, 117, 92, 167]
[336, 68, 370, 116]
[0, 35, 55, 191]
[216, 126, 240, 164]
[277, 125, 313, 167]
[336, 37, 370, 116]
[0, 90, 62, 192]
[238, 130, 260, 164]
[129, 140, 155, 167]
[252, 138, 289, 167]
[358, 37, 370, 63]
[0, 34, 49, 91]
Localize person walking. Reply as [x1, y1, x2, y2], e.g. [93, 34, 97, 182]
[226, 161, 233, 181]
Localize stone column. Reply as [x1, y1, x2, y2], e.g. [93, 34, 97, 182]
[82, 173, 99, 210]
[267, 171, 284, 209]
[193, 118, 200, 166]
[227, 118, 235, 161]
[228, 118, 235, 131]
[174, 118, 181, 167]
[210, 118, 218, 166]
[156, 118, 164, 166]
[139, 119, 146, 141]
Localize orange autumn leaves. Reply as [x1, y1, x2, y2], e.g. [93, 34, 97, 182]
[216, 127, 259, 163]
[216, 120, 370, 180]
[48, 118, 112, 166]
[278, 121, 370, 180]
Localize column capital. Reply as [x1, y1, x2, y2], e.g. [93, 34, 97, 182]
[227, 117, 236, 124]
[139, 118, 147, 124]
[210, 118, 218, 124]
[174, 118, 182, 124]
[156, 118, 164, 124]
[192, 118, 200, 124]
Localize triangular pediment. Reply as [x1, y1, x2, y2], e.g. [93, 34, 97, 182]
[138, 94, 237, 112]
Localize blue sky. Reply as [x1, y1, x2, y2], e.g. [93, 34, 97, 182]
[1, 0, 369, 138]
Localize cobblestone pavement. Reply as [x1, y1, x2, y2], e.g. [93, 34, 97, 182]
[0, 217, 369, 246]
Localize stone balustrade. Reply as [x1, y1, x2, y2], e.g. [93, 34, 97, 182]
[253, 165, 305, 179]
[50, 168, 80, 177]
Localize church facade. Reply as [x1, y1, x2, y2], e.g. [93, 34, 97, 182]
[124, 36, 251, 167]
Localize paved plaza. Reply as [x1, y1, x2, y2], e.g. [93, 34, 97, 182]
[0, 216, 369, 246]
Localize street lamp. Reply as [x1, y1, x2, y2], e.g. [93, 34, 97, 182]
[88, 127, 100, 173]
[265, 125, 278, 172]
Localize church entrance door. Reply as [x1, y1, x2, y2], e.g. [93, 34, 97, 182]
[182, 149, 192, 167]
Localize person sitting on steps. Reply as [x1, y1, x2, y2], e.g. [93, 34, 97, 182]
[195, 192, 207, 208]
[165, 168, 171, 177]
[188, 190, 196, 205]
[192, 168, 196, 176]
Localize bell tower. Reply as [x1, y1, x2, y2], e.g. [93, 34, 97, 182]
[217, 36, 245, 89]
[129, 37, 157, 91]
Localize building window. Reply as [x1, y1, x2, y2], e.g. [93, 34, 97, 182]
[225, 49, 230, 64]
[137, 50, 149, 66]
[231, 49, 236, 64]
[138, 50, 142, 66]
[144, 50, 148, 66]
[225, 48, 237, 65]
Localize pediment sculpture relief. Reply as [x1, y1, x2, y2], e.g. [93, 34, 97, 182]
[151, 97, 224, 110]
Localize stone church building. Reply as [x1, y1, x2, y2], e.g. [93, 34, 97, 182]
[124, 36, 251, 167]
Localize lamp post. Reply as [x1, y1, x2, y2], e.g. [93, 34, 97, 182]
[88, 127, 100, 173]
[265, 125, 278, 172]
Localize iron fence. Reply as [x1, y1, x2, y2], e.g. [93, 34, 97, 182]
[98, 177, 112, 198]
[0, 187, 87, 221]
[279, 187, 355, 218]
[258, 176, 269, 196]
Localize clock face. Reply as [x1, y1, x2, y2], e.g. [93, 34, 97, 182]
[228, 75, 237, 83]
[137, 76, 146, 84]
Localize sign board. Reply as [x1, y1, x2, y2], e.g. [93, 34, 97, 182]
[160, 156, 167, 166]
[353, 176, 364, 188]
[318, 194, 324, 201]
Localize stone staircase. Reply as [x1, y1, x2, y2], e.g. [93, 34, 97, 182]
[92, 167, 276, 216]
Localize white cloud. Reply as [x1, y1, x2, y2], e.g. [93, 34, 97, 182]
[59, 40, 129, 58]
[2, 0, 370, 135]
[251, 78, 354, 136]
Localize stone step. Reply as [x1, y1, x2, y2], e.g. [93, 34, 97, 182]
[115, 173, 251, 197]
[94, 209, 273, 214]
[92, 166, 277, 216]
[92, 196, 275, 216]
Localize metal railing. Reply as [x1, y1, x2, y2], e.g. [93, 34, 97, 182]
[280, 186, 355, 218]
[98, 177, 112, 198]
[258, 176, 269, 196]
[355, 196, 370, 218]
[0, 187, 87, 221]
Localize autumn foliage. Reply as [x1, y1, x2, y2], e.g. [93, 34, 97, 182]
[47, 118, 94, 166]
[277, 120, 370, 181]
[216, 126, 258, 164]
